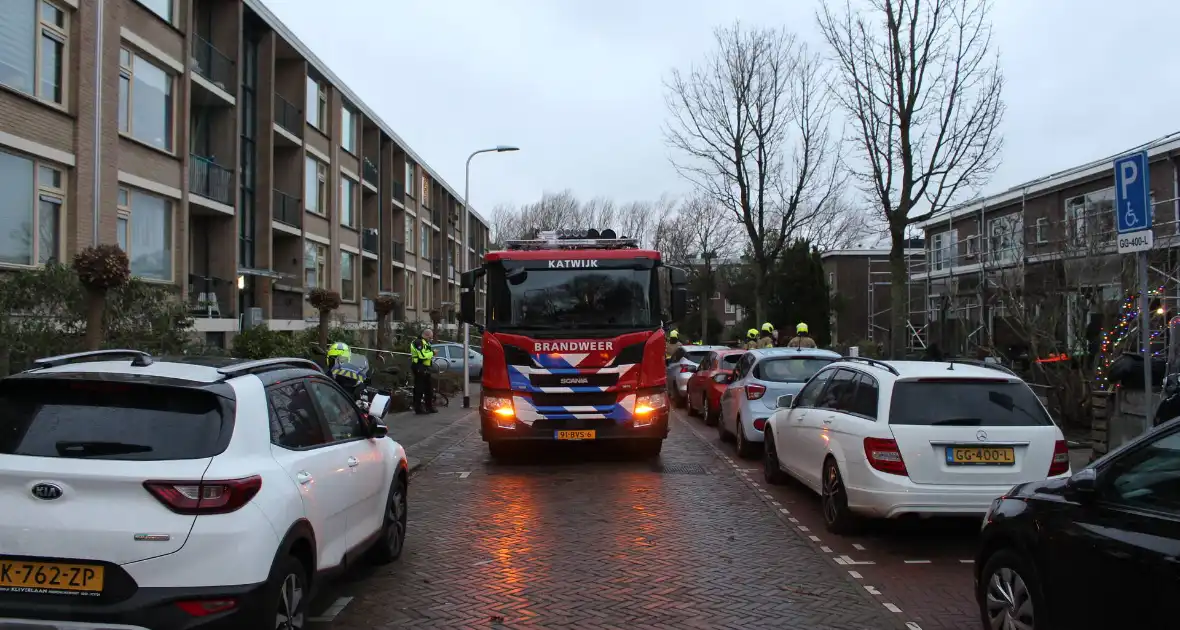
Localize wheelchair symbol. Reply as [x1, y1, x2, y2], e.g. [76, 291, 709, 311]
[1124, 201, 1140, 228]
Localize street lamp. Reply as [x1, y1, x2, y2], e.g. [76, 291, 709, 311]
[463, 145, 519, 409]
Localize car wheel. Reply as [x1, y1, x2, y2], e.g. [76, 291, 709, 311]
[763, 428, 790, 485]
[367, 473, 408, 565]
[258, 555, 308, 630]
[703, 400, 718, 427]
[687, 392, 700, 417]
[978, 549, 1044, 630]
[717, 412, 734, 443]
[735, 417, 759, 459]
[821, 458, 858, 535]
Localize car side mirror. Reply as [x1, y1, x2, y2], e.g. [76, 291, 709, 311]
[368, 392, 391, 420]
[1166, 373, 1180, 395]
[712, 373, 728, 384]
[370, 423, 389, 439]
[776, 394, 794, 409]
[683, 364, 697, 373]
[1066, 468, 1097, 501]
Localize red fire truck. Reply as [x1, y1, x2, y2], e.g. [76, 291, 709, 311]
[459, 230, 688, 459]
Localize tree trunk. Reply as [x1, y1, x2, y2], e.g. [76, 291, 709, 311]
[84, 287, 106, 351]
[376, 313, 389, 349]
[317, 310, 330, 349]
[753, 267, 766, 325]
[888, 228, 909, 359]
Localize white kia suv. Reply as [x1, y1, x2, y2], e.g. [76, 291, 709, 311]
[762, 357, 1069, 534]
[0, 350, 409, 629]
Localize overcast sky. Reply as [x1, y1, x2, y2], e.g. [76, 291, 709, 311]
[261, 0, 1180, 219]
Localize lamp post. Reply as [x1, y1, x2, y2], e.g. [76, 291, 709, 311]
[463, 145, 519, 409]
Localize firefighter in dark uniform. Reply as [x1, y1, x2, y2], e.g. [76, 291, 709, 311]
[410, 328, 438, 414]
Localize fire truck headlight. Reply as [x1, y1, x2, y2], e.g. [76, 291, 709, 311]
[633, 392, 668, 427]
[482, 396, 516, 428]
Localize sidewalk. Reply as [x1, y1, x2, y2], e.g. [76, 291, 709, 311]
[385, 400, 478, 475]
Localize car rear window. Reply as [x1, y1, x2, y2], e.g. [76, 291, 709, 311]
[755, 358, 835, 383]
[0, 379, 228, 460]
[720, 355, 741, 369]
[683, 351, 710, 364]
[889, 380, 1052, 426]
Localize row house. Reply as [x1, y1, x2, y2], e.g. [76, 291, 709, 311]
[0, 0, 491, 346]
[911, 132, 1180, 357]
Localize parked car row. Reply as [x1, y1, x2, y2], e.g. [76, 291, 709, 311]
[0, 350, 411, 629]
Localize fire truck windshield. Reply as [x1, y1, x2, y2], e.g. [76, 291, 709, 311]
[486, 262, 659, 333]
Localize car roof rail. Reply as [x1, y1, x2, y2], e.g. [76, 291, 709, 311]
[944, 357, 1018, 376]
[33, 349, 154, 369]
[216, 357, 324, 379]
[839, 356, 900, 376]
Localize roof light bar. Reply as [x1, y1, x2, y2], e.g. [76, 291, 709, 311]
[504, 237, 641, 251]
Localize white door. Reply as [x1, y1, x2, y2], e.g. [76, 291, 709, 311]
[779, 368, 837, 484]
[307, 380, 387, 550]
[800, 369, 860, 489]
[267, 379, 355, 570]
[886, 378, 1062, 486]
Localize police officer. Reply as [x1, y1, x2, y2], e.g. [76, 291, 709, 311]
[745, 328, 759, 350]
[787, 322, 818, 348]
[410, 328, 438, 414]
[758, 323, 775, 348]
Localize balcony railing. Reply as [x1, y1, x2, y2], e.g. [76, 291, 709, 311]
[274, 95, 301, 135]
[188, 274, 234, 318]
[392, 240, 405, 263]
[273, 190, 301, 227]
[190, 155, 234, 205]
[191, 36, 236, 95]
[362, 228, 379, 254]
[362, 158, 378, 188]
[392, 180, 405, 205]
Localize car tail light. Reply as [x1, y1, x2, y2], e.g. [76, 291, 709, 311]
[752, 418, 767, 431]
[863, 438, 908, 476]
[1048, 439, 1070, 476]
[680, 364, 697, 373]
[175, 599, 238, 616]
[746, 384, 766, 400]
[144, 476, 262, 515]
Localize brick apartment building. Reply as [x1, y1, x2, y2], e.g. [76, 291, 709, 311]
[910, 131, 1180, 357]
[822, 243, 924, 350]
[0, 0, 490, 345]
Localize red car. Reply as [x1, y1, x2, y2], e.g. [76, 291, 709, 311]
[686, 349, 745, 426]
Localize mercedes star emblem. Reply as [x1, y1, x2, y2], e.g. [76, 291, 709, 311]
[976, 430, 988, 442]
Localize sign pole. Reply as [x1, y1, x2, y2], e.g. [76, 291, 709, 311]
[1140, 251, 1153, 425]
[1114, 150, 1154, 431]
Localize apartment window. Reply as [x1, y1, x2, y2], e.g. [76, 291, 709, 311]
[421, 274, 430, 310]
[0, 151, 63, 266]
[405, 162, 415, 198]
[118, 48, 174, 151]
[405, 214, 416, 253]
[929, 229, 958, 270]
[1034, 217, 1049, 244]
[341, 107, 356, 153]
[405, 273, 416, 309]
[724, 299, 735, 315]
[987, 214, 1023, 264]
[420, 221, 430, 258]
[136, 0, 173, 23]
[304, 241, 327, 288]
[117, 186, 173, 281]
[421, 174, 431, 207]
[339, 174, 356, 227]
[305, 76, 326, 130]
[1065, 187, 1115, 247]
[304, 156, 327, 215]
[827, 272, 835, 292]
[0, 1, 68, 106]
[340, 251, 356, 302]
[966, 234, 980, 257]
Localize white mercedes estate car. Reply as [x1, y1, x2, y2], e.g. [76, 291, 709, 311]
[762, 357, 1069, 534]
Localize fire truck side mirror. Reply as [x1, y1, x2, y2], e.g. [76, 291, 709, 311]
[459, 290, 476, 325]
[460, 268, 483, 289]
[671, 287, 688, 322]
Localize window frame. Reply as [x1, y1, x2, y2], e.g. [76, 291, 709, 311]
[1034, 217, 1049, 244]
[305, 378, 368, 444]
[340, 106, 356, 154]
[304, 155, 327, 216]
[135, 0, 174, 24]
[304, 241, 328, 289]
[266, 380, 331, 451]
[340, 250, 356, 302]
[306, 75, 328, 130]
[794, 368, 836, 409]
[339, 172, 357, 228]
[405, 272, 417, 309]
[0, 1, 69, 107]
[0, 150, 65, 268]
[405, 215, 416, 253]
[420, 273, 430, 310]
[1094, 423, 1180, 518]
[420, 220, 430, 258]
[404, 162, 415, 199]
[118, 46, 175, 153]
[116, 185, 174, 281]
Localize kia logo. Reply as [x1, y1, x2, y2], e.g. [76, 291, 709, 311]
[31, 483, 63, 501]
[976, 430, 988, 442]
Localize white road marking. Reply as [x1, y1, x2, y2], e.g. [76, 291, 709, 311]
[865, 585, 881, 595]
[848, 570, 863, 579]
[458, 471, 471, 479]
[836, 555, 875, 565]
[853, 543, 866, 551]
[809, 535, 821, 542]
[960, 559, 975, 564]
[834, 557, 847, 565]
[820, 546, 832, 553]
[904, 560, 931, 564]
[797, 525, 810, 532]
[778, 508, 790, 514]
[771, 500, 781, 506]
[906, 623, 924, 630]
[788, 517, 799, 523]
[472, 559, 494, 566]
[884, 603, 903, 613]
[308, 596, 354, 622]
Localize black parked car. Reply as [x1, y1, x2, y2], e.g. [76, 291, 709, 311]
[975, 417, 1180, 629]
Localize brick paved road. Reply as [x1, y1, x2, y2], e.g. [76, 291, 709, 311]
[318, 415, 904, 629]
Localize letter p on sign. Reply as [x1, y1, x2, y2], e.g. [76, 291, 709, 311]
[1121, 161, 1138, 198]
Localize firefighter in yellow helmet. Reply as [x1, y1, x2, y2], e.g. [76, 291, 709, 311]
[758, 322, 775, 349]
[787, 322, 818, 349]
[745, 328, 759, 350]
[665, 329, 682, 362]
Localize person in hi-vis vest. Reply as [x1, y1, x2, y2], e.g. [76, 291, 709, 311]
[410, 328, 438, 414]
[787, 322, 818, 349]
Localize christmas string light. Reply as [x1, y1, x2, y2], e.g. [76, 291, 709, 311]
[1096, 285, 1168, 390]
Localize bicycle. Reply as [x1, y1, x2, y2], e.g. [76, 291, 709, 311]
[385, 358, 451, 410]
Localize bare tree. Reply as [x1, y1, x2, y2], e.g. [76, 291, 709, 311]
[665, 22, 841, 322]
[818, 0, 1005, 357]
[489, 191, 674, 249]
[796, 195, 878, 252]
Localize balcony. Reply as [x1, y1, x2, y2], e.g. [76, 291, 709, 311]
[188, 274, 235, 319]
[392, 180, 405, 205]
[191, 36, 235, 98]
[274, 95, 301, 138]
[273, 190, 301, 228]
[362, 158, 378, 188]
[190, 155, 234, 206]
[362, 228, 379, 254]
[392, 240, 405, 263]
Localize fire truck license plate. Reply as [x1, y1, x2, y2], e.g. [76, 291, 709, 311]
[555, 430, 596, 440]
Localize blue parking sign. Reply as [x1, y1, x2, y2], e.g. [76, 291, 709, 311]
[1115, 151, 1151, 234]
